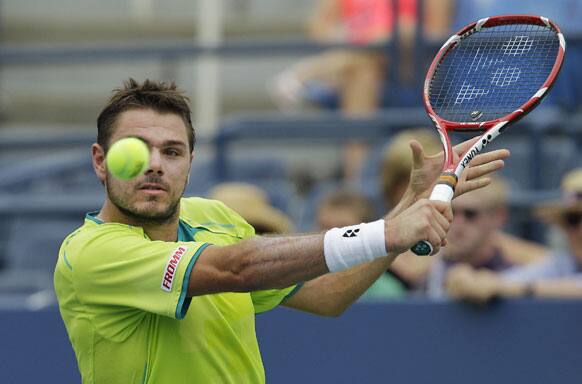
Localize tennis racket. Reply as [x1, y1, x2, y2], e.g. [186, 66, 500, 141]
[411, 15, 566, 256]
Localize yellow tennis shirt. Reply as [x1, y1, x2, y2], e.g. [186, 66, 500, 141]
[54, 197, 300, 384]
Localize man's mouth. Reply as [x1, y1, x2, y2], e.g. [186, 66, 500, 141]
[138, 183, 167, 193]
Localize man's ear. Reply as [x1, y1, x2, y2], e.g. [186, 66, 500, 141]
[186, 151, 194, 185]
[92, 143, 107, 184]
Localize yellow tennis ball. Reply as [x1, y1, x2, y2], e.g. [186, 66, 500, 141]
[106, 137, 150, 180]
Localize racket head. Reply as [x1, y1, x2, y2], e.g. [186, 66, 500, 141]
[424, 15, 566, 169]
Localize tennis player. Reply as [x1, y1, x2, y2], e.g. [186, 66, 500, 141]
[54, 79, 508, 383]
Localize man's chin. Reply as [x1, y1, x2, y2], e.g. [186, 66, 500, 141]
[133, 203, 174, 218]
[118, 199, 177, 222]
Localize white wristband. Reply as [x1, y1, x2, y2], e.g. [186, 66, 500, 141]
[323, 219, 388, 273]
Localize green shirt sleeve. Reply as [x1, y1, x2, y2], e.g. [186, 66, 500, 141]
[71, 224, 208, 338]
[250, 284, 303, 314]
[181, 197, 302, 314]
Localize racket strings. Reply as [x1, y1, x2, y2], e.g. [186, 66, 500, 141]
[429, 23, 559, 123]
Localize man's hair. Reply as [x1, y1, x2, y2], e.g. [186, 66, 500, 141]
[97, 78, 195, 151]
[319, 188, 375, 222]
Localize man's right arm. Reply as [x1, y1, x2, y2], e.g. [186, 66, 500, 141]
[187, 198, 452, 297]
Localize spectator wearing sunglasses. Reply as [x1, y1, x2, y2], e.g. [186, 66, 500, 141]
[424, 176, 547, 299]
[445, 168, 582, 302]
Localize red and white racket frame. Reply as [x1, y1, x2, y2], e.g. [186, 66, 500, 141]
[424, 14, 565, 203]
[411, 15, 565, 256]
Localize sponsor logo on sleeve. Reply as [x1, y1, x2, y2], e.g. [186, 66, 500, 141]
[161, 246, 188, 292]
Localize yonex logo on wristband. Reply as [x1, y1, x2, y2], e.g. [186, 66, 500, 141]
[342, 228, 360, 238]
[324, 220, 387, 273]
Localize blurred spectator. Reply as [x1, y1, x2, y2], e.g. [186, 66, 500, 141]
[377, 130, 546, 293]
[270, 0, 453, 181]
[209, 182, 294, 235]
[315, 188, 407, 299]
[426, 176, 547, 299]
[271, 0, 396, 115]
[445, 168, 582, 302]
[270, 0, 454, 114]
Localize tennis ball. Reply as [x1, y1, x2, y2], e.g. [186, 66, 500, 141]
[106, 137, 150, 180]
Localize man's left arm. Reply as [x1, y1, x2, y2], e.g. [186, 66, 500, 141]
[284, 139, 509, 316]
[283, 192, 416, 316]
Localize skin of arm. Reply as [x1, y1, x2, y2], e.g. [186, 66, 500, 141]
[189, 194, 449, 298]
[188, 139, 509, 316]
[283, 191, 417, 317]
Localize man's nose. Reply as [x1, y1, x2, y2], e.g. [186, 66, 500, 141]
[146, 149, 163, 175]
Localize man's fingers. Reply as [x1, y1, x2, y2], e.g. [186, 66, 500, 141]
[431, 201, 453, 222]
[465, 159, 505, 181]
[459, 177, 492, 195]
[467, 149, 510, 168]
[427, 228, 442, 255]
[409, 140, 425, 169]
[430, 213, 448, 242]
[431, 206, 451, 233]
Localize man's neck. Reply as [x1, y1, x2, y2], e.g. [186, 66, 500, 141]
[97, 199, 180, 242]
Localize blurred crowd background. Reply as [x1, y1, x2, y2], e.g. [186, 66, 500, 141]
[0, 0, 581, 307]
[1, 1, 582, 382]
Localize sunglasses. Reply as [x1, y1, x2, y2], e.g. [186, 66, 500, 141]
[563, 212, 582, 228]
[453, 207, 483, 222]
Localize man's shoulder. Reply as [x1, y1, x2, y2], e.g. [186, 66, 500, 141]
[181, 196, 238, 219]
[180, 197, 255, 238]
[61, 218, 145, 260]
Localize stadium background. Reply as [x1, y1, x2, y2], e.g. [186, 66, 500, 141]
[0, 0, 581, 382]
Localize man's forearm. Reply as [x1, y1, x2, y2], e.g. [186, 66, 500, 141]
[283, 253, 398, 316]
[284, 191, 419, 315]
[188, 197, 450, 298]
[189, 234, 329, 296]
[387, 190, 417, 219]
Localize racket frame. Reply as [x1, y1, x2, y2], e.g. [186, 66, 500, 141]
[412, 15, 566, 255]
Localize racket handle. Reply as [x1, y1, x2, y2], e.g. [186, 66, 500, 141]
[410, 182, 455, 256]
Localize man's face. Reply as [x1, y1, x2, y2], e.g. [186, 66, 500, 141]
[443, 193, 505, 262]
[96, 109, 192, 223]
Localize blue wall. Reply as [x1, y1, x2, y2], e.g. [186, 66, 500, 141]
[1, 300, 582, 383]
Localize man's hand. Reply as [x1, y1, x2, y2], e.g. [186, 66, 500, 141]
[407, 137, 510, 199]
[385, 199, 453, 255]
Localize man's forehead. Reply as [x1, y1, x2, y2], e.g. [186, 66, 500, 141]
[112, 109, 188, 143]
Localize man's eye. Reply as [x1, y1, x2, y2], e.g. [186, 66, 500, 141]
[165, 149, 181, 156]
